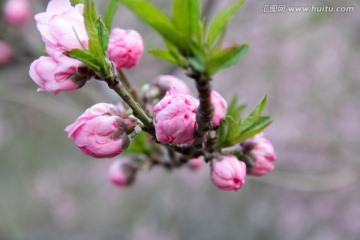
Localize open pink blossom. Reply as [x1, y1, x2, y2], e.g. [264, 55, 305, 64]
[65, 103, 130, 158]
[153, 91, 198, 144]
[108, 158, 138, 187]
[0, 41, 12, 64]
[3, 0, 30, 26]
[247, 133, 276, 176]
[211, 155, 246, 191]
[211, 90, 227, 126]
[107, 28, 143, 69]
[152, 75, 191, 95]
[29, 55, 84, 95]
[34, 0, 88, 57]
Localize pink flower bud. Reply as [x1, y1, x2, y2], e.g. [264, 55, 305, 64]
[247, 133, 276, 176]
[211, 155, 246, 191]
[34, 0, 88, 57]
[152, 75, 191, 95]
[107, 28, 143, 69]
[153, 92, 198, 144]
[0, 41, 12, 64]
[3, 0, 30, 26]
[211, 90, 227, 126]
[188, 156, 203, 170]
[116, 102, 126, 115]
[29, 55, 85, 95]
[108, 158, 138, 187]
[65, 103, 131, 158]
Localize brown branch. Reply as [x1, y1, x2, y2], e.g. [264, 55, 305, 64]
[187, 68, 214, 150]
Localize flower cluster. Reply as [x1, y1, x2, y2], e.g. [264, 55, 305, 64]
[29, 0, 277, 192]
[29, 0, 89, 94]
[211, 133, 276, 191]
[29, 0, 143, 95]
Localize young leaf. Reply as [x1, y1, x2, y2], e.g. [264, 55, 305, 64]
[72, 0, 83, 4]
[66, 49, 101, 73]
[172, 0, 201, 40]
[215, 96, 272, 148]
[227, 96, 246, 122]
[148, 49, 183, 66]
[84, 0, 104, 58]
[211, 28, 226, 51]
[207, 0, 246, 47]
[96, 17, 109, 53]
[226, 116, 241, 144]
[104, 0, 119, 30]
[206, 44, 249, 75]
[233, 116, 272, 143]
[240, 96, 267, 132]
[188, 56, 205, 72]
[215, 117, 230, 148]
[124, 131, 153, 155]
[116, 0, 187, 54]
[166, 41, 189, 67]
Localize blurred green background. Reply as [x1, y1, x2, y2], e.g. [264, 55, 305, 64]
[0, 0, 359, 239]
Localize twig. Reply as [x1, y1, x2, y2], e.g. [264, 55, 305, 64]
[117, 69, 142, 105]
[104, 75, 155, 137]
[187, 68, 214, 150]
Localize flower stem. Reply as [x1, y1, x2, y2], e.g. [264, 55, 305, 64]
[116, 69, 142, 105]
[104, 75, 155, 137]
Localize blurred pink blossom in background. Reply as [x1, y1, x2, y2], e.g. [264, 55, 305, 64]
[3, 0, 30, 26]
[0, 41, 12, 64]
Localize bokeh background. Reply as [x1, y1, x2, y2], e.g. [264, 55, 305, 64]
[1, 0, 359, 239]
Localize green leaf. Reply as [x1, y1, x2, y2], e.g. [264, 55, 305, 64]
[96, 17, 109, 53]
[84, 0, 104, 58]
[72, 0, 83, 4]
[211, 28, 226, 51]
[117, 0, 187, 53]
[166, 41, 189, 66]
[226, 116, 241, 143]
[240, 96, 267, 132]
[124, 132, 153, 155]
[206, 44, 249, 75]
[207, 0, 246, 47]
[215, 97, 272, 148]
[148, 49, 182, 66]
[215, 117, 230, 148]
[227, 96, 246, 122]
[104, 0, 119, 30]
[188, 56, 205, 72]
[172, 0, 201, 40]
[66, 49, 101, 73]
[234, 116, 272, 143]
